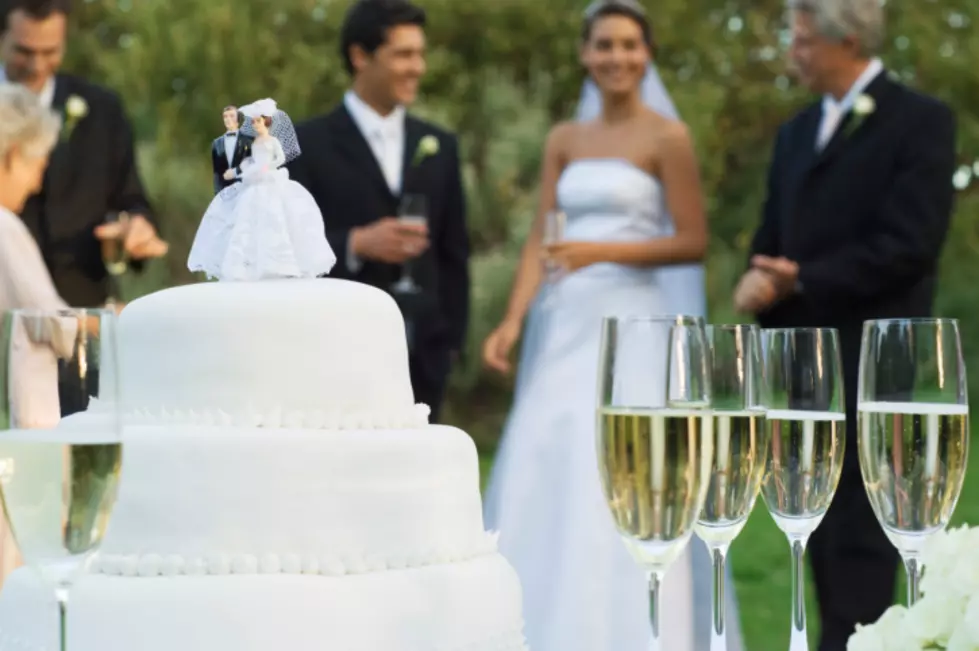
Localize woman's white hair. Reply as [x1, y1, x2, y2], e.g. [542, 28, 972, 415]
[789, 0, 884, 56]
[0, 84, 61, 161]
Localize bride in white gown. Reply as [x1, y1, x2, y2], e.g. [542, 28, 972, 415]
[482, 1, 744, 649]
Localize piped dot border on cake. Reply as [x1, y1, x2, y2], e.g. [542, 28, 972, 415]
[92, 532, 500, 578]
[83, 397, 432, 430]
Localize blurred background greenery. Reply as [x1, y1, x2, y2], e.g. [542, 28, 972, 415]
[66, 0, 978, 646]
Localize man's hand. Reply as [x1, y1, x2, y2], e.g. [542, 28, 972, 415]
[733, 269, 777, 314]
[93, 215, 168, 259]
[751, 255, 799, 300]
[223, 169, 235, 181]
[350, 217, 429, 264]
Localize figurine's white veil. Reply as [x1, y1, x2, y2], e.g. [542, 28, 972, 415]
[239, 98, 302, 163]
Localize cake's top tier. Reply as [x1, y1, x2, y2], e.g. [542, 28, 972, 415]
[118, 279, 425, 428]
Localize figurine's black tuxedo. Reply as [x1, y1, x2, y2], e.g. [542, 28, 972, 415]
[211, 131, 254, 194]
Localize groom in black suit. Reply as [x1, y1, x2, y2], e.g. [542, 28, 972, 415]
[735, 0, 956, 648]
[290, 0, 469, 422]
[211, 105, 253, 194]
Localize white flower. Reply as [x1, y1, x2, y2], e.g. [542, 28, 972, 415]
[65, 94, 88, 119]
[853, 93, 875, 116]
[412, 135, 439, 164]
[847, 623, 886, 651]
[419, 135, 439, 156]
[904, 592, 963, 647]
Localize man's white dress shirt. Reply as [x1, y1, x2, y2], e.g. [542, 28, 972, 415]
[816, 57, 884, 150]
[342, 91, 407, 271]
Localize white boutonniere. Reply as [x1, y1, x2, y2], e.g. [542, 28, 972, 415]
[61, 94, 89, 142]
[843, 94, 875, 138]
[411, 135, 439, 165]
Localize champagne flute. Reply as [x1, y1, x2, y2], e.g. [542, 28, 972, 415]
[696, 324, 767, 651]
[596, 315, 713, 650]
[538, 209, 566, 308]
[0, 308, 124, 651]
[391, 194, 427, 295]
[102, 211, 130, 306]
[857, 318, 968, 605]
[761, 328, 845, 651]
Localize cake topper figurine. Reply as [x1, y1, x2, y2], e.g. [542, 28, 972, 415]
[211, 105, 254, 195]
[188, 98, 336, 281]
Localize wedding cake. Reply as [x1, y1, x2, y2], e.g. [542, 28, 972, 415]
[0, 278, 527, 650]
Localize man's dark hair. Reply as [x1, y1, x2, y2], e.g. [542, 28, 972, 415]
[339, 0, 426, 75]
[0, 0, 71, 33]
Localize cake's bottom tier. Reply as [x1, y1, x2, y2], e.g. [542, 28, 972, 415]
[0, 554, 526, 651]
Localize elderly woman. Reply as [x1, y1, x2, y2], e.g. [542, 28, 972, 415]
[0, 84, 66, 313]
[0, 84, 75, 586]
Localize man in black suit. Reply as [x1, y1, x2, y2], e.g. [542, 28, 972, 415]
[0, 0, 167, 308]
[735, 0, 956, 648]
[212, 104, 253, 194]
[290, 0, 469, 422]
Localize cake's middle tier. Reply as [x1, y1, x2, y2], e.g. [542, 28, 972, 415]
[95, 425, 492, 576]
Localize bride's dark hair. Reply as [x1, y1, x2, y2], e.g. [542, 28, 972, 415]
[581, 0, 654, 51]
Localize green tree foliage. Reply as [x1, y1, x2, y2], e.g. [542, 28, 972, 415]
[65, 0, 979, 441]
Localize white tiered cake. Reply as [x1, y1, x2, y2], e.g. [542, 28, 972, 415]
[0, 279, 526, 651]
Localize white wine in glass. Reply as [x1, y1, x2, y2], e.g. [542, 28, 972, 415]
[102, 211, 129, 306]
[695, 325, 768, 651]
[596, 315, 713, 650]
[0, 308, 123, 651]
[391, 194, 428, 295]
[857, 318, 969, 605]
[761, 328, 846, 651]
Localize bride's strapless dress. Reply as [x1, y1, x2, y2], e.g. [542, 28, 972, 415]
[483, 159, 743, 651]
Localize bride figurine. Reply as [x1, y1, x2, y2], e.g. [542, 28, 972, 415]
[187, 98, 336, 281]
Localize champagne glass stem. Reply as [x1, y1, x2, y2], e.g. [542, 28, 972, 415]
[789, 537, 809, 651]
[903, 555, 921, 606]
[710, 544, 730, 651]
[56, 585, 68, 651]
[647, 570, 663, 651]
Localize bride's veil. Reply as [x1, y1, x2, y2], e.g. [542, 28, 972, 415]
[574, 64, 707, 318]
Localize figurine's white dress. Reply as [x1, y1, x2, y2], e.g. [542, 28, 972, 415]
[188, 135, 336, 281]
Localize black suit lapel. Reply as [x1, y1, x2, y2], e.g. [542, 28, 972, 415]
[331, 105, 396, 201]
[810, 70, 894, 173]
[44, 75, 75, 203]
[401, 118, 424, 193]
[232, 135, 250, 167]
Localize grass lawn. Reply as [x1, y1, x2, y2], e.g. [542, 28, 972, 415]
[476, 436, 979, 649]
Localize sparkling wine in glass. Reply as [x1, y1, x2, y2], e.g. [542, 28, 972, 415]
[596, 315, 713, 650]
[0, 308, 123, 651]
[391, 194, 427, 295]
[538, 209, 566, 308]
[696, 324, 767, 651]
[761, 328, 845, 651]
[857, 318, 968, 605]
[102, 211, 130, 306]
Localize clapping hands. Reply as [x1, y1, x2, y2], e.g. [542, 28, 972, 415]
[93, 214, 169, 259]
[733, 255, 800, 313]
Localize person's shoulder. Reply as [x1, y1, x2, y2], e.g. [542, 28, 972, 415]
[57, 74, 125, 111]
[407, 114, 458, 145]
[891, 80, 954, 123]
[294, 106, 342, 139]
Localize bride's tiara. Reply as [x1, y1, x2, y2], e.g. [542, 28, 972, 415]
[583, 0, 647, 19]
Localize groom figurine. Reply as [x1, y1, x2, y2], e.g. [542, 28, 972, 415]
[735, 0, 956, 649]
[290, 0, 469, 422]
[212, 105, 253, 194]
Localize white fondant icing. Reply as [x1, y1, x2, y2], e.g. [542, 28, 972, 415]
[116, 279, 416, 416]
[0, 557, 527, 651]
[98, 426, 486, 560]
